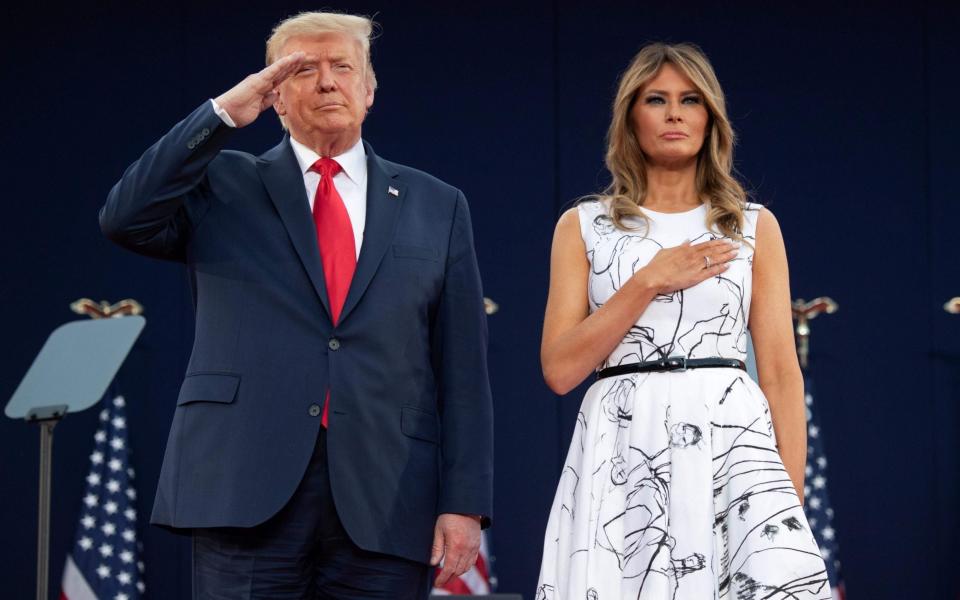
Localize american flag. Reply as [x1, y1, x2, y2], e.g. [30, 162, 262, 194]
[60, 395, 145, 600]
[431, 530, 494, 595]
[802, 377, 846, 600]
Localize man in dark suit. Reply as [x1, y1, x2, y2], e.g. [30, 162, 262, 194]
[100, 11, 492, 599]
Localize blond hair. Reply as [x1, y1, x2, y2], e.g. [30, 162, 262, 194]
[599, 42, 747, 240]
[266, 11, 378, 91]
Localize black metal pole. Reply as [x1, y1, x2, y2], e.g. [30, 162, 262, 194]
[36, 418, 57, 600]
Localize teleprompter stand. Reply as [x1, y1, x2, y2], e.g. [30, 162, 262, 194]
[5, 316, 145, 600]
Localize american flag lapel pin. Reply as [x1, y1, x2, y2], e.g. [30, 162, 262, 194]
[387, 186, 399, 197]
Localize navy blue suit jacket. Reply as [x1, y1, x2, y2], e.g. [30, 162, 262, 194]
[100, 102, 493, 564]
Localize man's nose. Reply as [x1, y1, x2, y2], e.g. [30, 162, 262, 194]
[316, 66, 337, 92]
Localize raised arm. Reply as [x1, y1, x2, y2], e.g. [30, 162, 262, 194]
[748, 207, 807, 501]
[100, 52, 307, 259]
[541, 206, 738, 394]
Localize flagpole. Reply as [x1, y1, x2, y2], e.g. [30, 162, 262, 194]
[35, 416, 58, 600]
[791, 297, 838, 370]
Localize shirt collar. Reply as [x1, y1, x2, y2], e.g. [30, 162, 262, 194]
[288, 135, 367, 185]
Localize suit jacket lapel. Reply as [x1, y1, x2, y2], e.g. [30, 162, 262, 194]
[338, 142, 403, 324]
[257, 137, 332, 320]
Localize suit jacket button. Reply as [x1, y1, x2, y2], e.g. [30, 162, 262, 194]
[308, 404, 321, 417]
[328, 338, 341, 351]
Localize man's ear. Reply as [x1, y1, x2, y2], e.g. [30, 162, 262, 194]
[274, 95, 287, 117]
[364, 84, 375, 111]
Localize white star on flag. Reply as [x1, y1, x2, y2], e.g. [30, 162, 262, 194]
[62, 394, 146, 599]
[800, 377, 846, 592]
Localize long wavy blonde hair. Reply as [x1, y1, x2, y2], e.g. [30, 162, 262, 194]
[599, 42, 747, 239]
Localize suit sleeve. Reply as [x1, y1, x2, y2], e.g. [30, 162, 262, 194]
[434, 190, 494, 526]
[99, 101, 234, 261]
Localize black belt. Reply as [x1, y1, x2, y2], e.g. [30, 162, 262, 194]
[597, 357, 746, 379]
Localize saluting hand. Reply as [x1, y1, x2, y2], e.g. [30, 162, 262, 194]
[213, 52, 307, 128]
[641, 239, 740, 294]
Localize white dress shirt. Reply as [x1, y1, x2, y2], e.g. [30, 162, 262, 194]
[210, 99, 367, 258]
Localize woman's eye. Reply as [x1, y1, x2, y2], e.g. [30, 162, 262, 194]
[645, 96, 665, 104]
[682, 96, 702, 104]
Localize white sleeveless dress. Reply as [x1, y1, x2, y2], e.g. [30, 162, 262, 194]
[536, 200, 831, 600]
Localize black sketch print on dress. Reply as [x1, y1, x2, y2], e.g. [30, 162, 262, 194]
[729, 565, 831, 600]
[589, 234, 661, 310]
[781, 516, 804, 531]
[538, 203, 829, 600]
[665, 407, 704, 450]
[535, 583, 555, 600]
[761, 524, 780, 541]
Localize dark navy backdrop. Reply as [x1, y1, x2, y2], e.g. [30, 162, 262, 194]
[1, 2, 957, 598]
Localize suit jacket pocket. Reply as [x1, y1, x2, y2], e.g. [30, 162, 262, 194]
[177, 372, 241, 406]
[401, 405, 439, 444]
[393, 244, 439, 261]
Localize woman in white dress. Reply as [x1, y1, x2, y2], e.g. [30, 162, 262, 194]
[537, 43, 831, 599]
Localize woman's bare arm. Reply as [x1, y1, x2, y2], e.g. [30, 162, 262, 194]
[541, 207, 738, 394]
[749, 207, 807, 502]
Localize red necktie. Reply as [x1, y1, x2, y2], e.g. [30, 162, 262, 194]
[310, 157, 356, 427]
